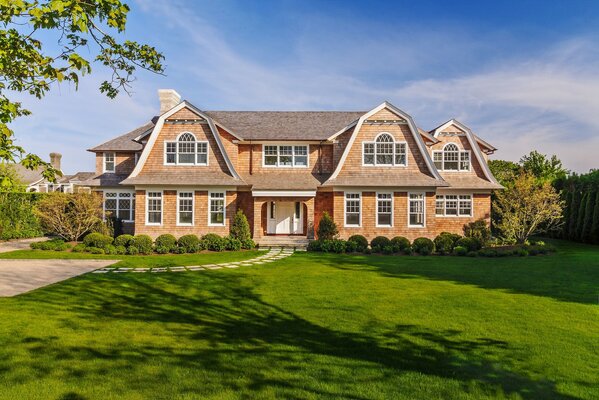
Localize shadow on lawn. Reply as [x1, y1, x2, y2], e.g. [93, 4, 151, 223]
[11, 272, 578, 400]
[313, 243, 599, 305]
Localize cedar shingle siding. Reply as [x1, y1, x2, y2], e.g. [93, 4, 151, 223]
[86, 97, 501, 240]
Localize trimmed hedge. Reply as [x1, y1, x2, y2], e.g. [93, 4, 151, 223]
[203, 233, 226, 252]
[390, 236, 410, 253]
[133, 235, 153, 255]
[370, 236, 391, 253]
[412, 237, 435, 255]
[348, 235, 368, 252]
[83, 233, 113, 249]
[155, 234, 177, 253]
[114, 234, 135, 248]
[178, 234, 202, 253]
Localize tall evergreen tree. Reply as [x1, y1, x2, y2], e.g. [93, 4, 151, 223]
[591, 192, 599, 244]
[568, 189, 581, 240]
[581, 191, 596, 243]
[575, 192, 587, 241]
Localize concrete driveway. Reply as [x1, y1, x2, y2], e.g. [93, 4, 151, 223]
[0, 259, 117, 297]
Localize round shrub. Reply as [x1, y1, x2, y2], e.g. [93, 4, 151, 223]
[370, 236, 391, 253]
[404, 246, 414, 255]
[345, 240, 357, 253]
[453, 246, 468, 256]
[390, 236, 410, 253]
[83, 233, 113, 249]
[439, 232, 462, 246]
[72, 243, 86, 253]
[104, 244, 117, 255]
[127, 245, 140, 255]
[155, 246, 171, 254]
[382, 245, 394, 255]
[321, 239, 346, 253]
[466, 251, 478, 257]
[307, 240, 321, 252]
[348, 235, 368, 252]
[178, 234, 201, 253]
[412, 237, 435, 255]
[133, 235, 153, 254]
[114, 234, 135, 248]
[115, 245, 127, 255]
[225, 236, 242, 251]
[155, 234, 177, 253]
[434, 234, 455, 255]
[87, 247, 105, 255]
[203, 233, 226, 251]
[455, 237, 482, 252]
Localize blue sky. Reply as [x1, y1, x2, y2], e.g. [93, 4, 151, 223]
[11, 0, 599, 173]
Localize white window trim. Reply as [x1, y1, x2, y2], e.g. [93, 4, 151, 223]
[435, 194, 474, 217]
[408, 192, 426, 228]
[344, 192, 362, 228]
[362, 132, 408, 167]
[103, 152, 115, 173]
[176, 190, 195, 226]
[433, 144, 471, 172]
[145, 190, 163, 226]
[375, 192, 394, 228]
[261, 144, 310, 168]
[208, 191, 226, 227]
[164, 132, 209, 166]
[103, 190, 135, 223]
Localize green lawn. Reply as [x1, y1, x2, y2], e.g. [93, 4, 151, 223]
[0, 241, 597, 400]
[0, 249, 265, 268]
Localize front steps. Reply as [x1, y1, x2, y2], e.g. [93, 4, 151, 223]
[257, 235, 310, 250]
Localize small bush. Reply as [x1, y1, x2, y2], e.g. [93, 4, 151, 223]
[54, 243, 70, 251]
[439, 232, 462, 246]
[127, 245, 140, 255]
[453, 246, 468, 256]
[203, 233, 226, 251]
[104, 244, 117, 255]
[478, 249, 498, 257]
[225, 236, 242, 251]
[115, 245, 127, 255]
[133, 235, 153, 254]
[382, 245, 394, 255]
[87, 247, 105, 255]
[155, 234, 177, 253]
[455, 237, 482, 252]
[348, 235, 368, 252]
[155, 246, 170, 254]
[390, 236, 410, 253]
[241, 239, 255, 249]
[371, 236, 391, 253]
[517, 249, 529, 257]
[364, 248, 372, 255]
[178, 234, 201, 253]
[528, 247, 540, 256]
[434, 234, 455, 255]
[83, 233, 113, 249]
[412, 237, 435, 255]
[307, 240, 321, 252]
[72, 243, 86, 253]
[114, 234, 135, 248]
[317, 212, 338, 240]
[320, 239, 346, 253]
[463, 219, 491, 246]
[466, 251, 478, 257]
[345, 240, 358, 253]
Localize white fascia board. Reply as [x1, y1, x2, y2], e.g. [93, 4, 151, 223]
[327, 102, 443, 181]
[252, 190, 316, 197]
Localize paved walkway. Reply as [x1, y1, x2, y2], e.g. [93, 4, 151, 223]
[0, 237, 47, 253]
[93, 247, 299, 274]
[0, 259, 118, 297]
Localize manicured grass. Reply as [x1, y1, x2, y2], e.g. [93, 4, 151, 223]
[0, 249, 265, 268]
[0, 240, 597, 399]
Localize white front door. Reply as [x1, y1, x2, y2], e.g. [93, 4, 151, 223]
[267, 201, 303, 234]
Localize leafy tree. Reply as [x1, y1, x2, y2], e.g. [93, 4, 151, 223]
[591, 192, 599, 244]
[494, 173, 564, 243]
[520, 150, 568, 183]
[581, 191, 596, 243]
[0, 163, 24, 190]
[317, 212, 338, 240]
[488, 159, 521, 186]
[34, 192, 104, 241]
[1, 0, 164, 187]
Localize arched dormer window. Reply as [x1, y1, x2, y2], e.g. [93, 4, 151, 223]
[363, 132, 407, 166]
[433, 143, 470, 171]
[165, 132, 208, 165]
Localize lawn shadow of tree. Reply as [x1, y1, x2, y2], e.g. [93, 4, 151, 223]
[7, 271, 581, 400]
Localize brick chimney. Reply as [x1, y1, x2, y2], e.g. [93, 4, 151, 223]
[158, 89, 181, 114]
[49, 152, 62, 171]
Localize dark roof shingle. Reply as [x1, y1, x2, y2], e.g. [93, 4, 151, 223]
[88, 119, 156, 152]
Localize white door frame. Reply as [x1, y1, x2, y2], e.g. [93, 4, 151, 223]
[266, 200, 304, 235]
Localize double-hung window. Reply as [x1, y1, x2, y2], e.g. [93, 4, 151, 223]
[363, 133, 407, 166]
[408, 193, 425, 227]
[103, 152, 115, 173]
[209, 192, 225, 226]
[263, 145, 309, 167]
[146, 191, 162, 225]
[435, 194, 472, 216]
[177, 192, 194, 225]
[345, 192, 361, 227]
[376, 192, 393, 227]
[104, 192, 135, 222]
[165, 132, 208, 165]
[433, 143, 471, 171]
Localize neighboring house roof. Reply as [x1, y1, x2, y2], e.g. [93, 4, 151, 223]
[83, 174, 131, 187]
[10, 164, 45, 185]
[61, 172, 95, 183]
[88, 119, 157, 152]
[205, 111, 365, 141]
[121, 171, 241, 186]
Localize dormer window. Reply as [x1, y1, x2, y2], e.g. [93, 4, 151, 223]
[165, 132, 208, 165]
[363, 133, 407, 166]
[263, 145, 308, 167]
[433, 143, 470, 171]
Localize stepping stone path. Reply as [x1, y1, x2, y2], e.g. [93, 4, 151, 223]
[91, 247, 296, 274]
